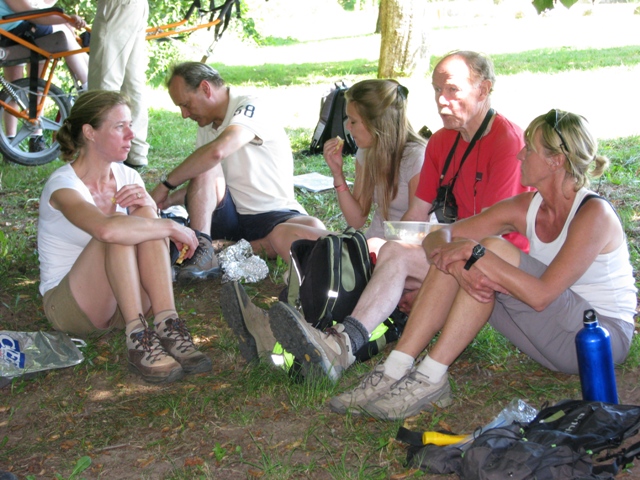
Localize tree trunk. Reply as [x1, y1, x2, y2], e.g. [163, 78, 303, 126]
[378, 0, 430, 79]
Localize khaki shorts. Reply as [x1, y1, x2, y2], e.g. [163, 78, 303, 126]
[488, 252, 634, 375]
[43, 274, 125, 337]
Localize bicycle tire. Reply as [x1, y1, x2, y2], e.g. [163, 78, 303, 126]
[0, 78, 72, 166]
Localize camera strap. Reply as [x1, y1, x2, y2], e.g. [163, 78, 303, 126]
[438, 108, 495, 188]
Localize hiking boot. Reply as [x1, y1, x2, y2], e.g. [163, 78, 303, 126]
[268, 301, 355, 382]
[365, 371, 452, 420]
[155, 317, 212, 374]
[329, 364, 404, 414]
[29, 135, 46, 152]
[220, 281, 277, 363]
[127, 315, 184, 384]
[176, 234, 220, 283]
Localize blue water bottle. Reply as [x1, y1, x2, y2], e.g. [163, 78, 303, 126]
[575, 309, 619, 404]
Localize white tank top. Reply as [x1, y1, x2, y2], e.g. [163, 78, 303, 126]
[525, 188, 637, 324]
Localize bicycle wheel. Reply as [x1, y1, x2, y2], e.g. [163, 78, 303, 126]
[0, 78, 72, 166]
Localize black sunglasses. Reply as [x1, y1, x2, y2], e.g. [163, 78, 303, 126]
[544, 109, 570, 155]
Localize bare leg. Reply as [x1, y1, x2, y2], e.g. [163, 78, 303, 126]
[261, 220, 329, 262]
[351, 241, 429, 333]
[186, 164, 225, 234]
[68, 208, 175, 327]
[2, 65, 24, 137]
[396, 235, 519, 363]
[53, 24, 89, 85]
[367, 237, 387, 257]
[68, 239, 143, 327]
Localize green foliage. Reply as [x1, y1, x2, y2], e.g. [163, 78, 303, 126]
[532, 0, 580, 15]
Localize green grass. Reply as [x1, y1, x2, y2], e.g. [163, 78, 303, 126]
[207, 45, 640, 88]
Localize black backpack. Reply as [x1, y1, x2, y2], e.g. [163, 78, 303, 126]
[284, 227, 371, 331]
[399, 399, 640, 480]
[280, 227, 407, 364]
[309, 81, 357, 156]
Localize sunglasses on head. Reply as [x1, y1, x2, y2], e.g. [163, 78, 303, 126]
[544, 109, 570, 155]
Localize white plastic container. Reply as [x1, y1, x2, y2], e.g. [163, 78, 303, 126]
[383, 221, 440, 245]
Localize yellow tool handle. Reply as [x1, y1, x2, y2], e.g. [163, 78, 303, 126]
[422, 431, 469, 446]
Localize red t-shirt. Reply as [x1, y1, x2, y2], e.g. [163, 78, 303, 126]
[417, 113, 531, 251]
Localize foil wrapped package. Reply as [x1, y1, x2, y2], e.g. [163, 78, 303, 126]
[218, 239, 269, 283]
[1, 331, 85, 387]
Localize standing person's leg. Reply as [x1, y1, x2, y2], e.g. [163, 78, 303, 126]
[119, 0, 149, 167]
[88, 0, 148, 167]
[88, 0, 122, 91]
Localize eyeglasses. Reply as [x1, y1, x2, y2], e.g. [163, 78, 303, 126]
[544, 109, 570, 155]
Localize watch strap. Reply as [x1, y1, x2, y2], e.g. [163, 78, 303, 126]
[162, 177, 177, 190]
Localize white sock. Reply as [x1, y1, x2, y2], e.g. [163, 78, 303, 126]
[383, 350, 415, 380]
[416, 354, 449, 383]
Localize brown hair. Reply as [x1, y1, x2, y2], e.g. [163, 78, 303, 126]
[56, 90, 131, 162]
[346, 79, 426, 219]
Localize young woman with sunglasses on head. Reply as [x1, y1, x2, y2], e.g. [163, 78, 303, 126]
[345, 109, 637, 420]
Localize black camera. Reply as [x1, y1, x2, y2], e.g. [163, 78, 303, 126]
[429, 185, 458, 224]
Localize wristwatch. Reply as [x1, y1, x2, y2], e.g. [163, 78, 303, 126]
[160, 174, 177, 190]
[464, 244, 486, 271]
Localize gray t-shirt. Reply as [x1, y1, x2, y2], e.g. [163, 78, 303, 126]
[356, 141, 426, 238]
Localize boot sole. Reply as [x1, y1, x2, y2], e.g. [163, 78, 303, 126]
[181, 356, 213, 375]
[269, 302, 341, 382]
[220, 282, 260, 363]
[128, 363, 184, 384]
[176, 267, 221, 284]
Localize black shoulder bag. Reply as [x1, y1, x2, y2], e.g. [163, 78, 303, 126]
[428, 108, 494, 223]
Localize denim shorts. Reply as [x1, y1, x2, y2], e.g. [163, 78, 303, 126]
[6, 22, 53, 45]
[210, 188, 305, 241]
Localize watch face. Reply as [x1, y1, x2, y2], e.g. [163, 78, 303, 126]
[473, 244, 485, 257]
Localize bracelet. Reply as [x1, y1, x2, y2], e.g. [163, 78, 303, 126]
[161, 175, 177, 190]
[334, 183, 349, 193]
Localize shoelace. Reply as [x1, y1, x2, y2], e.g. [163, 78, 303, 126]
[324, 327, 341, 339]
[184, 239, 208, 265]
[389, 371, 425, 397]
[357, 366, 385, 391]
[131, 328, 167, 364]
[163, 318, 195, 353]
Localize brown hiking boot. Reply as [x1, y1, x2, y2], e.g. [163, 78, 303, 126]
[176, 234, 220, 283]
[155, 317, 212, 374]
[127, 315, 184, 384]
[220, 281, 277, 363]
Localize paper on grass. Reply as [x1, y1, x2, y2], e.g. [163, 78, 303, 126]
[293, 172, 353, 192]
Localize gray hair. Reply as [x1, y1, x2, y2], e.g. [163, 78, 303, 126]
[437, 50, 496, 92]
[165, 61, 225, 90]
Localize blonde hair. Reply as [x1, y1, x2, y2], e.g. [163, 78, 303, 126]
[57, 90, 131, 162]
[524, 110, 608, 190]
[345, 79, 426, 219]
